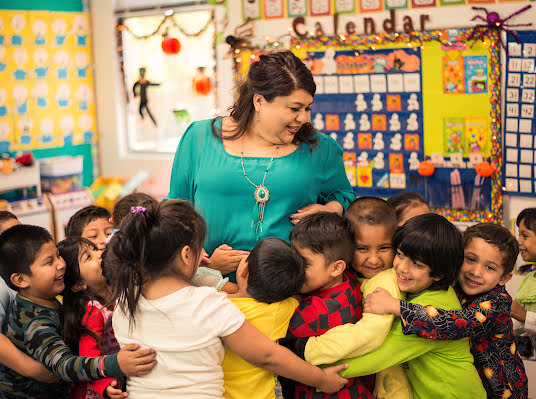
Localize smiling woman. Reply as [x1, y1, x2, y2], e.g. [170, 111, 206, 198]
[167, 51, 355, 282]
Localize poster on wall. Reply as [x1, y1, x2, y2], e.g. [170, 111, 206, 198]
[503, 30, 536, 195]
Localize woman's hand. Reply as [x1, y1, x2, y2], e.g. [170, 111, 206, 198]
[209, 244, 249, 275]
[290, 202, 343, 225]
[117, 344, 157, 377]
[364, 288, 401, 316]
[104, 380, 128, 398]
[511, 300, 527, 322]
[317, 364, 349, 394]
[200, 248, 211, 266]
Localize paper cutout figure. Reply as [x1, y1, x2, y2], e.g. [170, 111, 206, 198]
[133, 67, 160, 126]
[329, 132, 338, 141]
[0, 120, 11, 152]
[32, 82, 48, 108]
[407, 113, 419, 131]
[33, 48, 48, 78]
[322, 48, 337, 75]
[390, 133, 402, 151]
[54, 50, 70, 79]
[52, 18, 67, 45]
[13, 48, 28, 80]
[79, 114, 94, 143]
[39, 117, 54, 144]
[313, 113, 324, 130]
[342, 132, 355, 150]
[11, 14, 25, 45]
[344, 113, 356, 130]
[60, 115, 74, 146]
[407, 93, 419, 111]
[404, 134, 419, 151]
[355, 94, 367, 112]
[387, 94, 402, 111]
[376, 172, 389, 188]
[358, 152, 368, 162]
[32, 19, 47, 45]
[372, 114, 386, 131]
[359, 114, 370, 131]
[17, 116, 33, 146]
[75, 84, 92, 111]
[358, 133, 372, 149]
[373, 132, 384, 150]
[389, 114, 401, 131]
[0, 89, 7, 117]
[0, 46, 5, 72]
[408, 152, 420, 170]
[373, 152, 385, 169]
[373, 57, 387, 73]
[371, 93, 383, 111]
[56, 83, 70, 108]
[13, 84, 28, 115]
[0, 17, 4, 45]
[389, 153, 404, 173]
[73, 14, 89, 46]
[75, 51, 89, 78]
[325, 114, 340, 131]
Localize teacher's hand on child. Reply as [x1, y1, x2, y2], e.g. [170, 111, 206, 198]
[105, 380, 128, 399]
[511, 300, 527, 322]
[209, 244, 249, 275]
[117, 343, 157, 377]
[318, 363, 350, 394]
[290, 202, 343, 225]
[364, 287, 401, 316]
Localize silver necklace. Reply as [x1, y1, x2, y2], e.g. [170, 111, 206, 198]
[240, 149, 276, 239]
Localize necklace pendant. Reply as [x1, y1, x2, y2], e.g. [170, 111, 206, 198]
[254, 185, 270, 203]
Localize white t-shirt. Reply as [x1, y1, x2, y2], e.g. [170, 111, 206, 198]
[112, 286, 246, 398]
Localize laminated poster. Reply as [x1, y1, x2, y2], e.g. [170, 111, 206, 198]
[464, 117, 489, 156]
[443, 117, 464, 154]
[442, 55, 465, 94]
[464, 55, 488, 94]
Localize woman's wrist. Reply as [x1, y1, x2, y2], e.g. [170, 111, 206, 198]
[324, 201, 343, 215]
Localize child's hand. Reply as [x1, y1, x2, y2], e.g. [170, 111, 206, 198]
[210, 244, 249, 275]
[511, 300, 527, 322]
[317, 363, 349, 394]
[364, 287, 401, 316]
[105, 380, 128, 398]
[117, 343, 157, 377]
[200, 248, 211, 266]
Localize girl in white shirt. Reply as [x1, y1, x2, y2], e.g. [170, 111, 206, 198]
[106, 200, 348, 398]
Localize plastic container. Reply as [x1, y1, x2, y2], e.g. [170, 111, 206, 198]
[40, 156, 84, 194]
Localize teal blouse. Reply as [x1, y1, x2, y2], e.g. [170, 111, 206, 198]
[167, 118, 355, 276]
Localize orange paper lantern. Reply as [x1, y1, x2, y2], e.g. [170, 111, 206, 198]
[161, 36, 181, 55]
[418, 160, 435, 177]
[476, 161, 493, 177]
[193, 76, 211, 95]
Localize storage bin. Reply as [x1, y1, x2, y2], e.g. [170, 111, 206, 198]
[40, 156, 84, 194]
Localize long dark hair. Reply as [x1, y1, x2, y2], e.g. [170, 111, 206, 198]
[105, 200, 207, 328]
[59, 237, 103, 353]
[213, 50, 318, 147]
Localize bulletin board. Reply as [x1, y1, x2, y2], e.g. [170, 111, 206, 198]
[232, 29, 502, 222]
[0, 10, 98, 183]
[502, 30, 536, 196]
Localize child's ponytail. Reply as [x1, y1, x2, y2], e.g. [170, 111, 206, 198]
[105, 200, 207, 328]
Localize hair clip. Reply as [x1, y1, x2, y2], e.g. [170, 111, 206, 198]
[130, 206, 146, 214]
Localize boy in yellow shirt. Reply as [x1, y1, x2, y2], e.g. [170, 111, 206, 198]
[222, 237, 304, 399]
[296, 197, 412, 399]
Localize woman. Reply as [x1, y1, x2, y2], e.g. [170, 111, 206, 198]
[167, 51, 355, 280]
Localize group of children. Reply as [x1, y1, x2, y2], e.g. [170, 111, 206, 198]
[0, 191, 533, 399]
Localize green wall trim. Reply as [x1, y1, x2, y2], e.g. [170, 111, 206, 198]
[0, 0, 84, 11]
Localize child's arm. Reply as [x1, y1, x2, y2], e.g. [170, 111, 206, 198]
[222, 319, 349, 394]
[79, 303, 123, 397]
[25, 316, 156, 381]
[0, 333, 57, 383]
[300, 270, 402, 365]
[365, 287, 502, 340]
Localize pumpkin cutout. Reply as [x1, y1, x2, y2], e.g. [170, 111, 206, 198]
[476, 161, 493, 177]
[418, 160, 435, 177]
[161, 36, 181, 55]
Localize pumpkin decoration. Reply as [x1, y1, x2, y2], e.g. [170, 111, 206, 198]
[418, 160, 435, 177]
[161, 36, 181, 55]
[476, 161, 493, 177]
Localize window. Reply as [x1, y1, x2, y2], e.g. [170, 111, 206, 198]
[118, 7, 217, 153]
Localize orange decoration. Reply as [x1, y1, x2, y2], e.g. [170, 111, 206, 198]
[418, 160, 435, 177]
[476, 161, 493, 177]
[161, 36, 181, 55]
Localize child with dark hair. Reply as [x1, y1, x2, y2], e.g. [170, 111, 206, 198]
[299, 197, 410, 399]
[0, 225, 157, 398]
[111, 193, 155, 229]
[332, 214, 487, 399]
[0, 211, 20, 232]
[286, 212, 373, 399]
[0, 211, 21, 329]
[222, 237, 305, 399]
[366, 222, 527, 399]
[65, 205, 113, 250]
[387, 192, 430, 226]
[59, 237, 125, 399]
[107, 200, 348, 397]
[512, 208, 536, 361]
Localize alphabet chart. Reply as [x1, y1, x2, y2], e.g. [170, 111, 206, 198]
[503, 30, 536, 195]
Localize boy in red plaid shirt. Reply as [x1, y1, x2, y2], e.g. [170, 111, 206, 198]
[285, 212, 373, 399]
